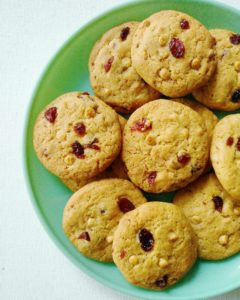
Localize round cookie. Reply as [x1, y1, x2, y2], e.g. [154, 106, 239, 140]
[61, 114, 128, 192]
[211, 114, 240, 200]
[122, 99, 209, 193]
[193, 29, 240, 111]
[62, 179, 147, 262]
[33, 92, 121, 181]
[174, 173, 240, 260]
[112, 202, 197, 290]
[131, 10, 216, 97]
[89, 22, 160, 112]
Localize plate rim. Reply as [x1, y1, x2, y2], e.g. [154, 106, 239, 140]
[23, 0, 240, 299]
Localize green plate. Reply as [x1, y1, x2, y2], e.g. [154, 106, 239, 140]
[24, 0, 240, 299]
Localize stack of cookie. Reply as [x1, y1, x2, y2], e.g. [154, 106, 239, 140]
[33, 10, 240, 291]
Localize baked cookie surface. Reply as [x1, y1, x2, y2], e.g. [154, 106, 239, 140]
[62, 179, 146, 261]
[33, 92, 121, 181]
[89, 22, 159, 112]
[131, 10, 216, 97]
[211, 114, 240, 200]
[122, 99, 209, 193]
[193, 29, 240, 111]
[174, 173, 240, 260]
[112, 202, 197, 290]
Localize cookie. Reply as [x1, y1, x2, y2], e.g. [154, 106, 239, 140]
[131, 10, 216, 97]
[112, 202, 197, 290]
[89, 22, 159, 112]
[61, 114, 128, 191]
[211, 114, 240, 200]
[122, 99, 209, 193]
[33, 92, 121, 181]
[174, 173, 240, 260]
[172, 98, 218, 172]
[62, 179, 147, 262]
[193, 29, 240, 111]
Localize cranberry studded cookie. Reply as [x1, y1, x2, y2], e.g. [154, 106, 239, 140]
[60, 114, 128, 192]
[62, 179, 147, 262]
[33, 92, 121, 182]
[112, 202, 197, 290]
[122, 99, 209, 193]
[131, 10, 216, 97]
[89, 22, 159, 112]
[193, 29, 240, 111]
[174, 173, 240, 260]
[211, 114, 240, 200]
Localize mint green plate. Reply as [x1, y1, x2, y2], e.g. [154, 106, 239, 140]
[24, 0, 240, 299]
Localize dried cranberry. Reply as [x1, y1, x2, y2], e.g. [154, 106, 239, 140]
[120, 249, 126, 259]
[44, 107, 57, 123]
[120, 26, 130, 41]
[104, 56, 114, 72]
[230, 34, 240, 45]
[226, 136, 234, 146]
[180, 19, 189, 29]
[78, 231, 90, 241]
[138, 228, 154, 251]
[82, 92, 89, 95]
[131, 118, 152, 132]
[212, 196, 223, 213]
[147, 171, 157, 185]
[117, 197, 135, 213]
[74, 123, 86, 136]
[177, 153, 191, 166]
[156, 275, 168, 288]
[85, 138, 100, 150]
[236, 137, 240, 151]
[231, 90, 240, 103]
[169, 38, 185, 58]
[72, 141, 85, 158]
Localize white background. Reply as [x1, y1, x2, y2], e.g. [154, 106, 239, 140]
[1, 0, 240, 299]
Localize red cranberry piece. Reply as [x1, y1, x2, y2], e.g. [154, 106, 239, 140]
[131, 118, 152, 132]
[44, 107, 57, 123]
[120, 249, 126, 259]
[230, 34, 240, 45]
[226, 137, 234, 146]
[236, 137, 240, 151]
[156, 275, 168, 288]
[231, 90, 240, 103]
[117, 197, 135, 213]
[212, 196, 223, 213]
[72, 141, 85, 158]
[85, 138, 100, 150]
[169, 38, 185, 58]
[180, 19, 189, 29]
[147, 171, 157, 185]
[104, 56, 114, 72]
[120, 26, 130, 41]
[82, 92, 89, 95]
[78, 231, 90, 241]
[138, 228, 154, 251]
[177, 153, 191, 166]
[74, 123, 86, 136]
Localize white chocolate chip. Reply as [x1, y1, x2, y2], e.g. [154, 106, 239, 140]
[129, 255, 139, 265]
[159, 68, 170, 80]
[218, 235, 228, 246]
[159, 258, 168, 268]
[87, 218, 94, 227]
[106, 236, 113, 243]
[122, 57, 131, 68]
[169, 232, 178, 242]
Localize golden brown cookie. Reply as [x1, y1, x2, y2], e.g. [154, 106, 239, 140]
[33, 92, 121, 181]
[131, 10, 216, 97]
[211, 114, 240, 200]
[174, 173, 240, 260]
[62, 179, 147, 261]
[193, 29, 240, 111]
[89, 22, 159, 112]
[122, 99, 209, 193]
[112, 202, 197, 290]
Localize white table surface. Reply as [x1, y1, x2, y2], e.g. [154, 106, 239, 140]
[1, 0, 240, 299]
